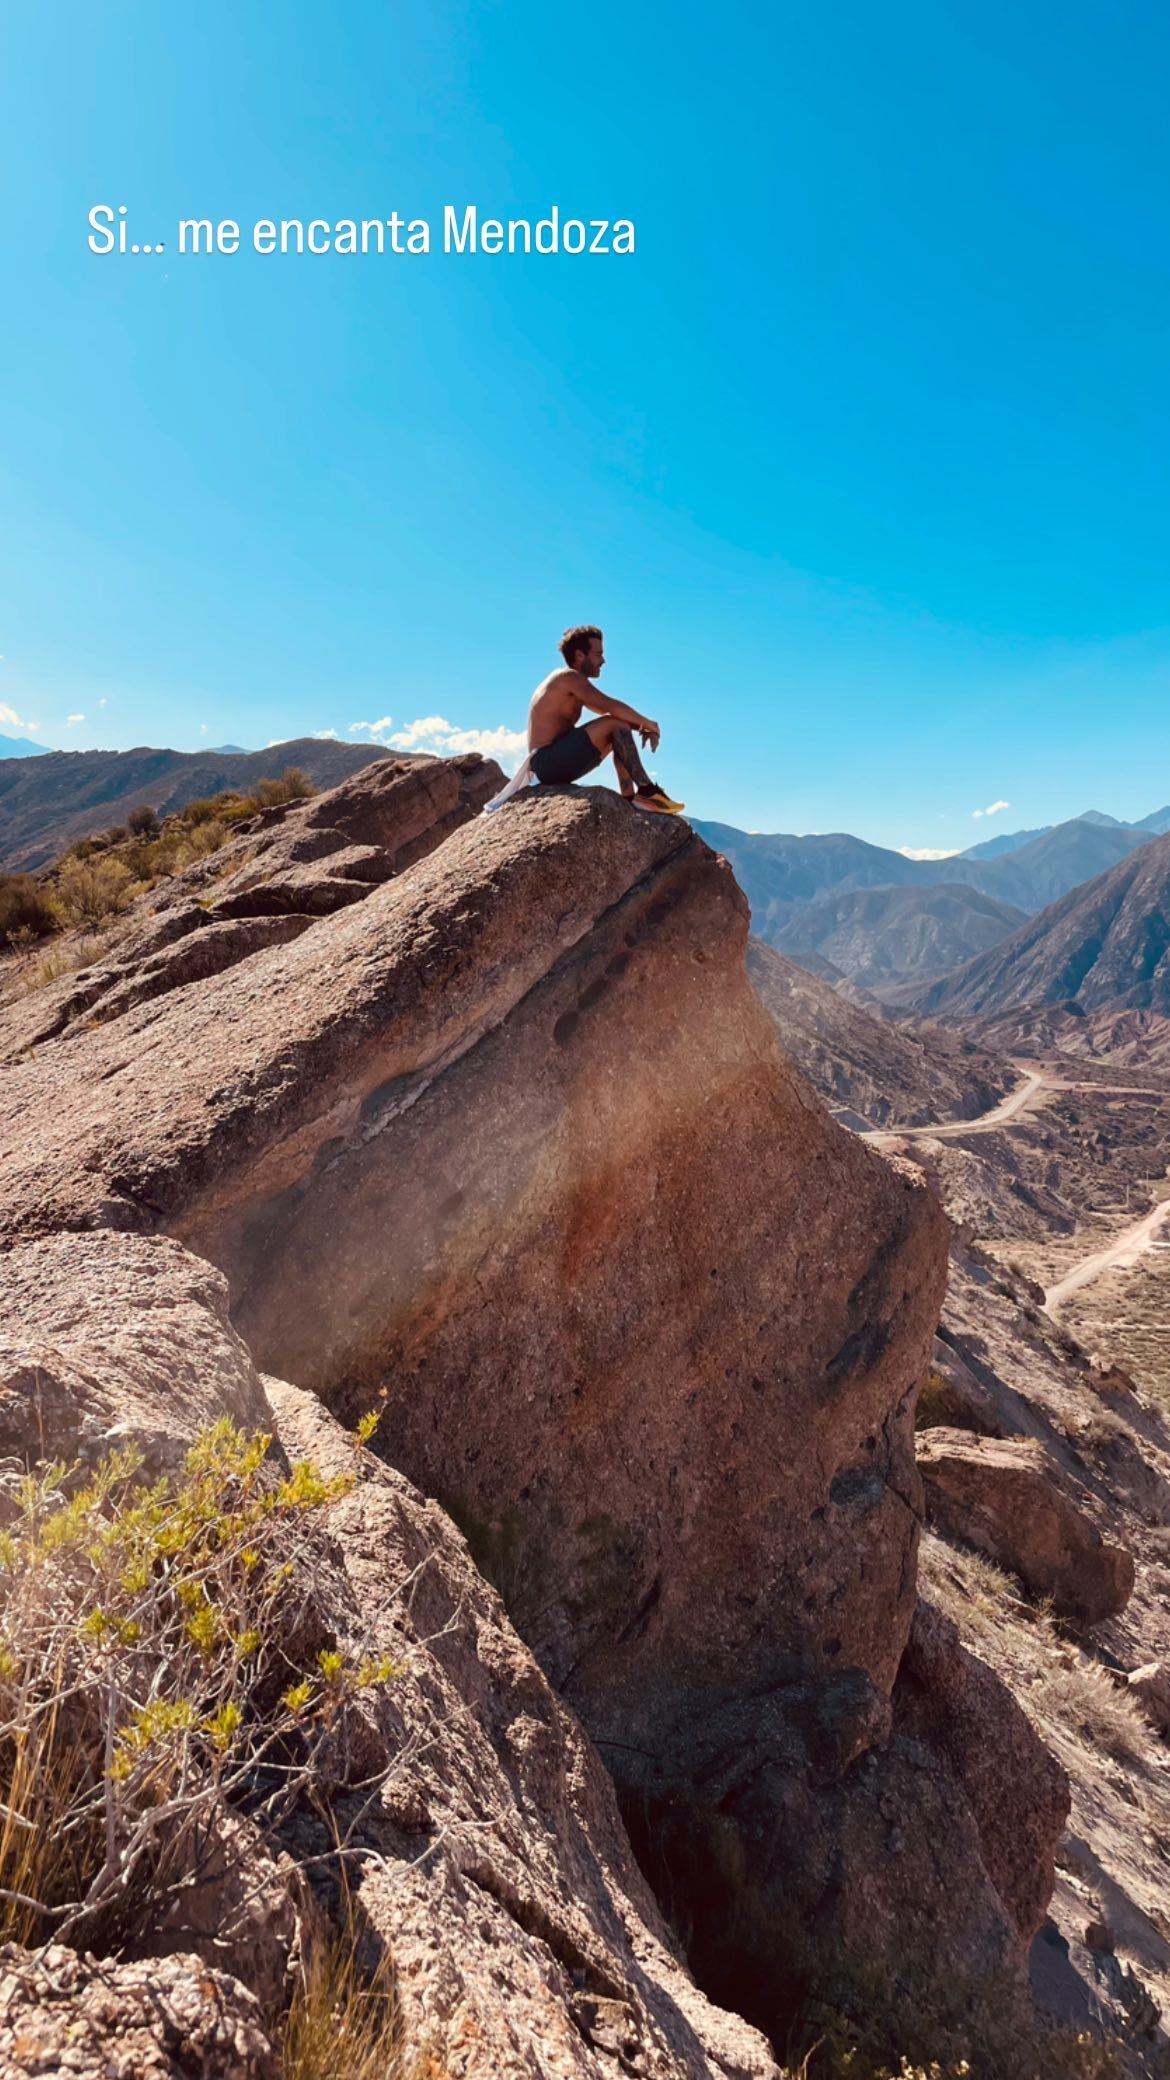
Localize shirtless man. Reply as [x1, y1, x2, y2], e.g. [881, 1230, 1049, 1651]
[528, 625, 684, 814]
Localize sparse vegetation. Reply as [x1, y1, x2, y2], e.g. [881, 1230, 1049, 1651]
[282, 1933, 411, 2080]
[0, 1415, 394, 1955]
[1032, 1662, 1150, 1765]
[0, 769, 316, 983]
[50, 853, 139, 929]
[921, 1534, 1152, 1773]
[7, 929, 117, 996]
[0, 873, 57, 948]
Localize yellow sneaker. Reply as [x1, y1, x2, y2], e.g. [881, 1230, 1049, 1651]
[634, 788, 686, 815]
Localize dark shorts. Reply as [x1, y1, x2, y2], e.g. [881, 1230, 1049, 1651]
[531, 724, 604, 787]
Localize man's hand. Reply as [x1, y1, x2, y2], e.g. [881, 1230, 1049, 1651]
[639, 720, 661, 753]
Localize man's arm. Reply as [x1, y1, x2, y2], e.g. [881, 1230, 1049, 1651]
[571, 674, 660, 748]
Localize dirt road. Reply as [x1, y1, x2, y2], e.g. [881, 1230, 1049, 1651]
[862, 1063, 1170, 1309]
[864, 1065, 1165, 1148]
[1046, 1196, 1170, 1312]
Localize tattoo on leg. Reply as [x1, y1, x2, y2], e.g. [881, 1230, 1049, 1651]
[612, 726, 653, 792]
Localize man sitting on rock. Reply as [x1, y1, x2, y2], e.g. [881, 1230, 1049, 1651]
[485, 625, 684, 814]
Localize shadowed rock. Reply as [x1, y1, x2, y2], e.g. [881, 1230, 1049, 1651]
[918, 1428, 1135, 1623]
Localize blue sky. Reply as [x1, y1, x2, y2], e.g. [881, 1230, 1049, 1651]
[2, 0, 1169, 851]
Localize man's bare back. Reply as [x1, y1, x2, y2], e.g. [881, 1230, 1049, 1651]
[528, 668, 601, 752]
[524, 625, 683, 815]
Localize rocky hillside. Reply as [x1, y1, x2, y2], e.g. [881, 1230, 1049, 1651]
[747, 936, 1013, 1128]
[910, 831, 1170, 1023]
[0, 761, 1119, 2076]
[0, 735, 391, 871]
[772, 882, 1027, 993]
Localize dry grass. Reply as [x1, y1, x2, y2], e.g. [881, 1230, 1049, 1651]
[4, 929, 117, 998]
[283, 1935, 414, 2080]
[1032, 1664, 1150, 1764]
[919, 1534, 1152, 1773]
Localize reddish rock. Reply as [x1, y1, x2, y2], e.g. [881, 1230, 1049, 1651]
[0, 769, 1067, 2056]
[895, 1599, 1070, 1942]
[0, 1944, 279, 2079]
[917, 1428, 1135, 1623]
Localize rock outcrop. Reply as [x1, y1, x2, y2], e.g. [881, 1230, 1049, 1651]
[1127, 1662, 1170, 1737]
[1, 750, 498, 1059]
[0, 766, 1071, 2065]
[0, 1945, 279, 2080]
[0, 1238, 777, 2079]
[917, 1429, 1136, 1623]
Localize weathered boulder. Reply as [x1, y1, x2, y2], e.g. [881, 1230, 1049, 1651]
[0, 1944, 279, 2080]
[0, 750, 500, 1058]
[0, 1232, 272, 1472]
[0, 1230, 777, 2078]
[0, 771, 1066, 2060]
[267, 1376, 779, 2078]
[895, 1599, 1070, 1944]
[917, 1428, 1135, 1623]
[1127, 1661, 1170, 1736]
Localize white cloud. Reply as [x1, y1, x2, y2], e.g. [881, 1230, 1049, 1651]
[971, 799, 1010, 819]
[200, 722, 207, 734]
[66, 713, 85, 726]
[387, 715, 528, 768]
[0, 702, 38, 733]
[312, 728, 340, 740]
[98, 696, 108, 708]
[899, 846, 961, 860]
[349, 716, 394, 738]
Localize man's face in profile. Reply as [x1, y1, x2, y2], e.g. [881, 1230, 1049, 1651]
[583, 634, 606, 678]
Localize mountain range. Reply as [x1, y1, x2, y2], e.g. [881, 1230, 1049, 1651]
[746, 936, 1012, 1127]
[0, 737, 390, 871]
[0, 733, 51, 759]
[908, 828, 1170, 1023]
[961, 805, 1170, 861]
[770, 882, 1027, 993]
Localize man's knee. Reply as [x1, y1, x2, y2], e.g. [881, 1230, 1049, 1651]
[587, 715, 622, 748]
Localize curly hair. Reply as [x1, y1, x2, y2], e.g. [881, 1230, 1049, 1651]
[559, 624, 603, 667]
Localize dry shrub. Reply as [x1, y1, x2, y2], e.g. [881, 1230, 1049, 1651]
[0, 1415, 395, 1953]
[8, 930, 112, 997]
[50, 855, 139, 929]
[0, 875, 57, 948]
[1033, 1662, 1149, 1765]
[253, 765, 313, 807]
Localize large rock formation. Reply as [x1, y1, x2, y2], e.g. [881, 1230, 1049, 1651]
[917, 1429, 1136, 1624]
[0, 765, 1070, 2064]
[0, 1238, 777, 2080]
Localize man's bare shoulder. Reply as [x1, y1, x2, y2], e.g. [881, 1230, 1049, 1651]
[531, 666, 589, 703]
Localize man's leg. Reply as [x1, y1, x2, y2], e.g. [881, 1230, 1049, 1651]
[584, 716, 654, 798]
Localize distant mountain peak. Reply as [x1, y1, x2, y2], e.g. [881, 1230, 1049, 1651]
[0, 733, 52, 759]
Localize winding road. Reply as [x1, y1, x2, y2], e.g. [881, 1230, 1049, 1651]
[861, 1064, 1170, 1312]
[1046, 1197, 1170, 1312]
